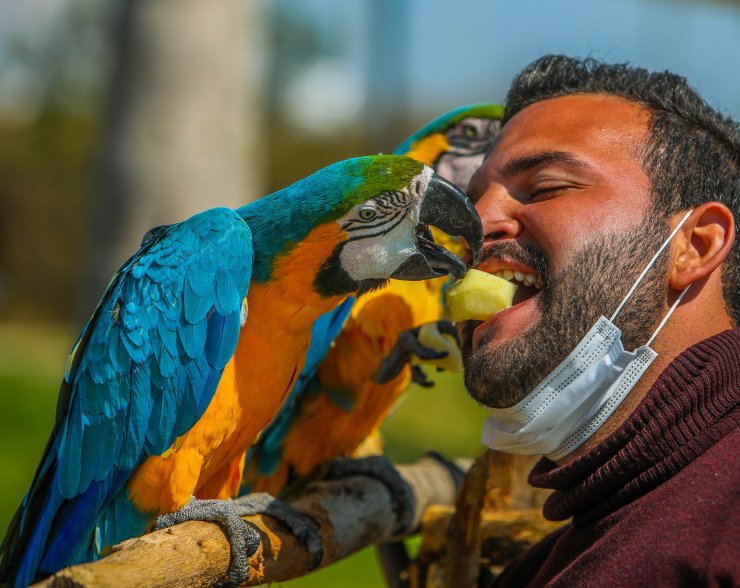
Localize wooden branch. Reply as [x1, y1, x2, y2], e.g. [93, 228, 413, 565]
[32, 455, 464, 588]
[438, 450, 493, 587]
[419, 506, 563, 563]
[413, 452, 560, 588]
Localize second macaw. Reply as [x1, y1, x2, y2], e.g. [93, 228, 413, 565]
[245, 104, 504, 497]
[0, 155, 482, 588]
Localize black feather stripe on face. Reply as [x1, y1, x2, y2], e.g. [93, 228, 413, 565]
[343, 210, 410, 241]
[341, 189, 412, 235]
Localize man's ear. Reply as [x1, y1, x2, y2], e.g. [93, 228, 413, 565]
[670, 202, 735, 290]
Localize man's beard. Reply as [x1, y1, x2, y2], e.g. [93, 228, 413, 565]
[461, 215, 670, 408]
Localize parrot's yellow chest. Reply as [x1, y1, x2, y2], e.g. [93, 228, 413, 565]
[128, 223, 346, 514]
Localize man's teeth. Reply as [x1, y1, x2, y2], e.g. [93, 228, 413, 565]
[494, 269, 543, 290]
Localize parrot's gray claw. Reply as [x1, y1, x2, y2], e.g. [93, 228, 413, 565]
[374, 321, 455, 384]
[325, 455, 415, 535]
[229, 492, 323, 570]
[411, 364, 434, 387]
[155, 496, 261, 587]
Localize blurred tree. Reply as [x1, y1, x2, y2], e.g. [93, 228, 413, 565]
[0, 0, 111, 322]
[84, 0, 266, 311]
[366, 0, 409, 151]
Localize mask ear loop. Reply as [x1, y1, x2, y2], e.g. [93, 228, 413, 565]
[645, 283, 691, 347]
[610, 210, 694, 323]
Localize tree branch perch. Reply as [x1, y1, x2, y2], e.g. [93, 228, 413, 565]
[32, 455, 465, 588]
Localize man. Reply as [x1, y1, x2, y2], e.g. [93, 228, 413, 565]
[459, 55, 739, 586]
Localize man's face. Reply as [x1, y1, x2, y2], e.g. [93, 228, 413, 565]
[461, 94, 670, 408]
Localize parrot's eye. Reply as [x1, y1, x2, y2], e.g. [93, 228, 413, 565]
[462, 124, 478, 139]
[359, 208, 377, 221]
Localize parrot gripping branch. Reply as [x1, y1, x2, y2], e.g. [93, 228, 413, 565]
[30, 455, 467, 588]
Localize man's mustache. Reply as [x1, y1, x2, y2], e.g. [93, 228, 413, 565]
[472, 241, 549, 278]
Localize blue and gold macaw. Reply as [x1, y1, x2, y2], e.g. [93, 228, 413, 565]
[245, 104, 504, 497]
[0, 155, 482, 587]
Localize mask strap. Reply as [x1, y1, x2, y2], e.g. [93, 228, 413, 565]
[645, 283, 691, 347]
[610, 210, 694, 322]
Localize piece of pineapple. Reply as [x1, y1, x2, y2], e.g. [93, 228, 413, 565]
[445, 269, 517, 322]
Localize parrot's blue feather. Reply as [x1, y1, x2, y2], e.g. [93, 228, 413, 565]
[117, 377, 151, 470]
[185, 261, 213, 297]
[194, 361, 224, 420]
[58, 403, 84, 498]
[178, 319, 208, 360]
[97, 488, 150, 561]
[146, 379, 178, 451]
[41, 472, 131, 572]
[156, 320, 179, 359]
[3, 208, 253, 586]
[13, 474, 64, 588]
[205, 309, 242, 371]
[214, 270, 239, 316]
[183, 280, 212, 324]
[155, 339, 178, 378]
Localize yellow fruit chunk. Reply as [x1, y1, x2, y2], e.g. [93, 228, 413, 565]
[444, 269, 517, 322]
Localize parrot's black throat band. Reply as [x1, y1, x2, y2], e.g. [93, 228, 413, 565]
[314, 243, 388, 298]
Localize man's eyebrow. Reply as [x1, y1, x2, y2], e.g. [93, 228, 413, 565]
[501, 151, 594, 176]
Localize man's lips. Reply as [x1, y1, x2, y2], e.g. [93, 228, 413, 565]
[469, 292, 542, 351]
[473, 257, 539, 278]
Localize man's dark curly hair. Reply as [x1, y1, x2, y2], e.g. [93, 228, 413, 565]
[503, 55, 740, 325]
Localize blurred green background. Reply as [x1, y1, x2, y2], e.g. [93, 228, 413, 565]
[1, 0, 738, 585]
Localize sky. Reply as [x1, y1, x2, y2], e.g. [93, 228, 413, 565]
[0, 0, 738, 128]
[407, 0, 740, 116]
[276, 0, 740, 131]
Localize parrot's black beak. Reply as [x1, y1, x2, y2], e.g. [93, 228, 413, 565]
[391, 174, 483, 281]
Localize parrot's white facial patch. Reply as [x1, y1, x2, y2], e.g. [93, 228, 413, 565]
[338, 166, 433, 281]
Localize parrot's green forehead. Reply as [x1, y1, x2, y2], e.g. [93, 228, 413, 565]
[340, 155, 426, 210]
[436, 104, 505, 129]
[394, 103, 505, 155]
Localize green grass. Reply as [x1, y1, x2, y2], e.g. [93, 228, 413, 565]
[0, 323, 487, 586]
[0, 324, 72, 534]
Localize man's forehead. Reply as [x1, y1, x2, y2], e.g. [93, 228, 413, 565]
[488, 94, 651, 171]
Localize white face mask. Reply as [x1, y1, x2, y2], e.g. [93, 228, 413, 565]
[481, 211, 694, 461]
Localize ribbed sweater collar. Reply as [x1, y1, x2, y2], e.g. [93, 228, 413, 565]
[528, 328, 740, 524]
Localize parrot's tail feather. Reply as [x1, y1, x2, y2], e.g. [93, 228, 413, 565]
[40, 471, 148, 573]
[2, 469, 64, 588]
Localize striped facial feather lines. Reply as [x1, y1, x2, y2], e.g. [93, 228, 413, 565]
[342, 190, 413, 241]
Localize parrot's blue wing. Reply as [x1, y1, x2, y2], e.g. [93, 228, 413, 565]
[246, 297, 354, 479]
[1, 208, 253, 587]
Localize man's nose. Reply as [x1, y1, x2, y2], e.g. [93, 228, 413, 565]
[460, 189, 523, 262]
[475, 188, 524, 242]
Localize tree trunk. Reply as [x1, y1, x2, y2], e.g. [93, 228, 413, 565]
[84, 0, 265, 312]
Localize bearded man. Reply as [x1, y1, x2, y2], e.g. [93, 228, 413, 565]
[459, 55, 739, 587]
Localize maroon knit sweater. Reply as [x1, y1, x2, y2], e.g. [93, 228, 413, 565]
[492, 328, 740, 588]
